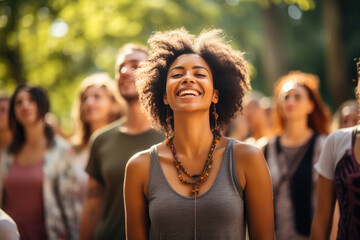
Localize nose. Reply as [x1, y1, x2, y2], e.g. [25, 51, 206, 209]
[20, 100, 31, 109]
[120, 65, 132, 79]
[180, 72, 196, 84]
[84, 96, 95, 106]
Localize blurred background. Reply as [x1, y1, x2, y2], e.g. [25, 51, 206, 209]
[1, 0, 359, 132]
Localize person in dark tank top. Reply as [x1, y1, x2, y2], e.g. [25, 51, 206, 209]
[124, 28, 275, 240]
[310, 62, 360, 239]
[263, 71, 332, 240]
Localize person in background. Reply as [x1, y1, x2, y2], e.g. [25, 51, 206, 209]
[310, 66, 360, 240]
[70, 73, 126, 217]
[0, 84, 78, 240]
[79, 44, 164, 240]
[225, 113, 249, 141]
[328, 99, 359, 239]
[331, 99, 359, 131]
[124, 28, 274, 240]
[0, 208, 20, 240]
[242, 90, 273, 148]
[0, 93, 12, 155]
[45, 112, 71, 140]
[263, 71, 331, 240]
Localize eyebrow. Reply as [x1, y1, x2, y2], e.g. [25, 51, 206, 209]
[169, 66, 210, 73]
[118, 59, 141, 68]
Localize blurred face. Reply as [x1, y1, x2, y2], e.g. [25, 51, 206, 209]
[81, 86, 114, 126]
[14, 90, 40, 126]
[0, 99, 10, 130]
[244, 100, 265, 127]
[115, 50, 147, 101]
[340, 106, 359, 128]
[164, 54, 218, 113]
[278, 83, 314, 122]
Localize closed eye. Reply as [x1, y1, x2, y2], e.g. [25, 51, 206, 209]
[171, 74, 182, 78]
[195, 74, 206, 77]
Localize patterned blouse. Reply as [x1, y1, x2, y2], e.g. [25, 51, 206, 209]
[0, 136, 81, 240]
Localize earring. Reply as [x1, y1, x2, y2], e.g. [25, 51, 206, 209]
[212, 103, 220, 136]
[166, 106, 174, 141]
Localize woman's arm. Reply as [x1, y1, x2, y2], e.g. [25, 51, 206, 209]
[329, 201, 339, 240]
[55, 142, 82, 240]
[124, 152, 151, 240]
[235, 144, 274, 240]
[79, 177, 104, 240]
[310, 175, 336, 240]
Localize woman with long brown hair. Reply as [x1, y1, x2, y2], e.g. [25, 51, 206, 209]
[263, 71, 331, 239]
[0, 84, 78, 240]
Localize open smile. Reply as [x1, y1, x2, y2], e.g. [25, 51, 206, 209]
[177, 89, 202, 98]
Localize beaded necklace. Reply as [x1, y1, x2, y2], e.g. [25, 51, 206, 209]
[167, 131, 221, 239]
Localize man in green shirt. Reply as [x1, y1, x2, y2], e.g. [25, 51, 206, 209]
[79, 44, 164, 240]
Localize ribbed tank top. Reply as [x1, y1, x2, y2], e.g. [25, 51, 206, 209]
[147, 139, 246, 240]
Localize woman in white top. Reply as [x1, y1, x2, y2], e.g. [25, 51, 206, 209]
[311, 74, 360, 239]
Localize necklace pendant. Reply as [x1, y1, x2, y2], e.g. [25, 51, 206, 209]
[191, 187, 199, 196]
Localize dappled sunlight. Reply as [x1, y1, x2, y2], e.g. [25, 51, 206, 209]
[0, 0, 359, 132]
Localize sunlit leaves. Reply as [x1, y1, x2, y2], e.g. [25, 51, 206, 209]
[250, 0, 315, 10]
[0, 0, 340, 131]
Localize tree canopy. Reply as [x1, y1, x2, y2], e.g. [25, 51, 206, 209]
[1, 0, 359, 131]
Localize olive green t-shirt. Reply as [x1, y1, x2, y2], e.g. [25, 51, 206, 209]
[86, 119, 164, 240]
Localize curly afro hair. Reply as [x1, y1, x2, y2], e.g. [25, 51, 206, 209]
[135, 28, 251, 132]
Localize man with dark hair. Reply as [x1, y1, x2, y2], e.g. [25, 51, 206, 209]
[79, 44, 164, 240]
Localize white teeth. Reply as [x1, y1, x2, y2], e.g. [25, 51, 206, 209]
[178, 89, 200, 97]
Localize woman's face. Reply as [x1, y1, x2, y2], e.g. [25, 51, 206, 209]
[340, 106, 359, 128]
[244, 100, 266, 127]
[278, 83, 314, 122]
[81, 85, 114, 125]
[164, 54, 218, 113]
[14, 90, 40, 126]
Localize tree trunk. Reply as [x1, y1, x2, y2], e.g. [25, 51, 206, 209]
[260, 3, 289, 92]
[322, 0, 348, 108]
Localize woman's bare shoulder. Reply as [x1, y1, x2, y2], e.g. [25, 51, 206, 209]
[231, 138, 267, 170]
[232, 139, 263, 159]
[126, 141, 166, 172]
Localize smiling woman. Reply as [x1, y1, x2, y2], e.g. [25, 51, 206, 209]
[124, 28, 275, 240]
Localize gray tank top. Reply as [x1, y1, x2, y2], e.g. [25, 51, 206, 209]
[147, 139, 246, 240]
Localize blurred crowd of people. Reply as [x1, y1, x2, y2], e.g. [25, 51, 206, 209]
[0, 28, 359, 240]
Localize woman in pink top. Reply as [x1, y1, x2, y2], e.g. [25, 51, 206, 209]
[0, 84, 78, 240]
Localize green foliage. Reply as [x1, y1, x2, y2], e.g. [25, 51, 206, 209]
[0, 0, 359, 131]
